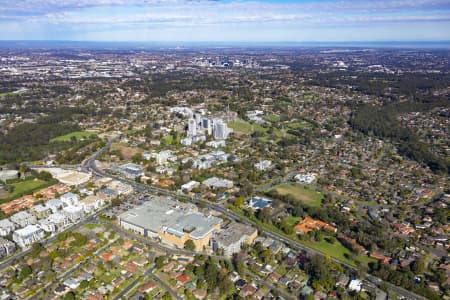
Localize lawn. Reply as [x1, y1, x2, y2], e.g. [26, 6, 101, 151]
[0, 92, 15, 97]
[264, 114, 281, 123]
[227, 119, 292, 143]
[50, 130, 98, 142]
[286, 120, 312, 130]
[227, 120, 255, 135]
[0, 179, 50, 202]
[161, 135, 174, 145]
[267, 183, 323, 207]
[284, 215, 301, 227]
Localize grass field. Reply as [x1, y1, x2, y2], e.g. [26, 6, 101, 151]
[264, 114, 281, 122]
[286, 120, 313, 130]
[50, 130, 98, 142]
[227, 119, 292, 143]
[0, 92, 15, 97]
[301, 239, 376, 266]
[161, 135, 174, 145]
[227, 120, 256, 135]
[110, 142, 144, 160]
[0, 179, 50, 201]
[267, 183, 323, 207]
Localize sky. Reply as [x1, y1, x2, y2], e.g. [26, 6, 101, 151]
[0, 0, 450, 42]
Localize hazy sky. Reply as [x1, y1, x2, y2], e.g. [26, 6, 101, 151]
[1, 0, 450, 42]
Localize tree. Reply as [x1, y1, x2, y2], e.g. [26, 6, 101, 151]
[155, 256, 166, 269]
[36, 171, 53, 181]
[234, 196, 245, 207]
[131, 153, 143, 164]
[79, 280, 89, 289]
[184, 239, 196, 251]
[218, 272, 234, 295]
[63, 292, 76, 300]
[411, 258, 425, 275]
[255, 207, 271, 223]
[205, 258, 219, 290]
[18, 265, 32, 281]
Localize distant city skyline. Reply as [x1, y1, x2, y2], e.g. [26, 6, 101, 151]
[0, 0, 450, 42]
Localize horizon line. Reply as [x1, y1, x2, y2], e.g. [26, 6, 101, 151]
[1, 40, 450, 49]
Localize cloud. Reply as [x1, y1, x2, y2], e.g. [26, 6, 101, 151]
[0, 0, 449, 41]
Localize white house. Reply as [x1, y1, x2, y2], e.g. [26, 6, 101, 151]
[38, 218, 57, 233]
[202, 177, 233, 189]
[46, 198, 64, 213]
[206, 140, 226, 148]
[156, 150, 176, 165]
[181, 181, 200, 192]
[348, 279, 363, 292]
[255, 160, 272, 171]
[60, 192, 80, 207]
[10, 211, 37, 227]
[30, 204, 51, 219]
[0, 219, 15, 236]
[80, 195, 104, 213]
[48, 212, 70, 231]
[13, 225, 45, 248]
[63, 206, 84, 221]
[294, 173, 316, 184]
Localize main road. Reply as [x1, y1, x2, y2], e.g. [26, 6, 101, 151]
[82, 138, 425, 300]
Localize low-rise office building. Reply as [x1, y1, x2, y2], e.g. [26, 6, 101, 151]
[213, 223, 257, 256]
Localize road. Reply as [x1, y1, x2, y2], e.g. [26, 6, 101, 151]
[82, 138, 426, 300]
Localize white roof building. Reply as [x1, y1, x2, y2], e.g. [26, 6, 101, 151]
[181, 181, 200, 192]
[202, 177, 233, 189]
[255, 160, 272, 171]
[10, 211, 37, 227]
[156, 150, 176, 165]
[206, 140, 226, 148]
[46, 198, 64, 213]
[60, 192, 80, 207]
[80, 195, 104, 213]
[0, 219, 15, 236]
[13, 225, 45, 248]
[294, 173, 316, 184]
[348, 279, 363, 292]
[63, 205, 84, 221]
